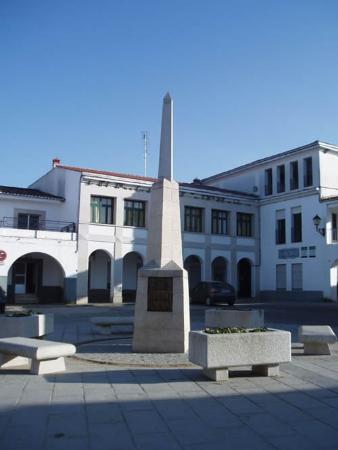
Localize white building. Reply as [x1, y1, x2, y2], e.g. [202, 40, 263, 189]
[1, 140, 338, 304]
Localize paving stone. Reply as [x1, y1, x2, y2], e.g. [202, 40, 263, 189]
[89, 422, 136, 450]
[0, 424, 45, 450]
[292, 420, 338, 447]
[134, 432, 181, 450]
[242, 412, 297, 437]
[44, 436, 90, 450]
[123, 409, 168, 435]
[183, 426, 276, 450]
[47, 413, 88, 438]
[86, 402, 123, 424]
[266, 433, 323, 450]
[219, 395, 264, 415]
[117, 393, 155, 412]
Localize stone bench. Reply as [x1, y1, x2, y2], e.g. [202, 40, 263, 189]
[0, 337, 76, 374]
[299, 325, 337, 355]
[90, 316, 134, 335]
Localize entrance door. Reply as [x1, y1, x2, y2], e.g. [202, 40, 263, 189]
[13, 261, 39, 295]
[238, 259, 251, 297]
[14, 262, 26, 294]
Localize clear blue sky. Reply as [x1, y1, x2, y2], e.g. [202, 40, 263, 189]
[1, 0, 338, 187]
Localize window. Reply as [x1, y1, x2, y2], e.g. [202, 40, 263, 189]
[264, 168, 272, 195]
[91, 196, 114, 224]
[303, 157, 313, 187]
[292, 263, 303, 291]
[17, 213, 40, 230]
[290, 161, 299, 190]
[184, 206, 203, 232]
[237, 213, 253, 237]
[124, 200, 146, 227]
[276, 264, 286, 290]
[211, 209, 229, 235]
[276, 219, 286, 244]
[277, 165, 285, 193]
[291, 212, 302, 243]
[332, 213, 338, 242]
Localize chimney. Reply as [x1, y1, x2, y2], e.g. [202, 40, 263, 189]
[52, 158, 61, 168]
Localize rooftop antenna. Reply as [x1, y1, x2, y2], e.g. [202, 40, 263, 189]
[141, 131, 149, 177]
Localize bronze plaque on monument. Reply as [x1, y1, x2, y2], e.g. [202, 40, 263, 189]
[147, 277, 173, 312]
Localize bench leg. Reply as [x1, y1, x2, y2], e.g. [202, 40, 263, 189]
[203, 368, 229, 381]
[31, 357, 66, 375]
[252, 364, 280, 377]
[304, 343, 331, 355]
[0, 354, 30, 369]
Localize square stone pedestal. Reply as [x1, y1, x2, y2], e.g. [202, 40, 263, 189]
[132, 264, 190, 353]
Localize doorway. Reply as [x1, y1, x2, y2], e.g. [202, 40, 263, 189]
[237, 258, 252, 297]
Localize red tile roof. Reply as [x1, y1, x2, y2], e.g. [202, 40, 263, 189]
[58, 165, 158, 182]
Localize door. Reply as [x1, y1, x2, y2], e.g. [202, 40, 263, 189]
[238, 259, 251, 297]
[14, 262, 26, 294]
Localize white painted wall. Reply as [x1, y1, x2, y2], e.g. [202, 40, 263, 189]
[260, 193, 328, 293]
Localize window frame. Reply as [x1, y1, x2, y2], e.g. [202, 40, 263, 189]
[211, 209, 229, 235]
[303, 157, 313, 187]
[236, 212, 253, 237]
[264, 168, 273, 196]
[90, 196, 114, 225]
[184, 206, 204, 233]
[276, 218, 286, 244]
[291, 212, 302, 243]
[290, 161, 299, 190]
[124, 199, 146, 228]
[277, 165, 285, 193]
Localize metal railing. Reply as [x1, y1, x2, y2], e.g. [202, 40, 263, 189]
[0, 217, 76, 232]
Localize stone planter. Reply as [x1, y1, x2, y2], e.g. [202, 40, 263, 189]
[205, 308, 264, 329]
[189, 328, 291, 381]
[0, 314, 54, 338]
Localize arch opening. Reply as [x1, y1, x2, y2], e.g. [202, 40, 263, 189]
[122, 252, 143, 302]
[237, 258, 252, 298]
[212, 257, 227, 283]
[88, 250, 111, 303]
[7, 252, 65, 304]
[184, 255, 202, 292]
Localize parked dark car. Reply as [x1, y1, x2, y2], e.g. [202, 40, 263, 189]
[190, 281, 236, 306]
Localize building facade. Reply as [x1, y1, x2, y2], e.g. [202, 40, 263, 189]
[1, 140, 338, 304]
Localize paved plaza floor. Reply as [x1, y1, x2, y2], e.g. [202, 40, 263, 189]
[1, 303, 338, 449]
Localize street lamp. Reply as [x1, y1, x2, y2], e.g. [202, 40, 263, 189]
[312, 214, 325, 236]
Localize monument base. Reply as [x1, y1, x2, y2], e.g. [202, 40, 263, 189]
[132, 264, 190, 353]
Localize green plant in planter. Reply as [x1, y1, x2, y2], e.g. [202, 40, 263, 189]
[204, 327, 268, 334]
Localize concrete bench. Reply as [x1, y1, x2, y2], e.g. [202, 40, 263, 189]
[299, 325, 337, 355]
[90, 316, 134, 335]
[0, 337, 76, 374]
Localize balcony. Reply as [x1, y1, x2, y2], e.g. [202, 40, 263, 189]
[0, 217, 77, 241]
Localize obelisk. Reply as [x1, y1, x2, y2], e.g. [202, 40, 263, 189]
[132, 93, 190, 353]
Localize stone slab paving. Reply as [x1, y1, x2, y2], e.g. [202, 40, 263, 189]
[2, 355, 338, 449]
[2, 305, 338, 449]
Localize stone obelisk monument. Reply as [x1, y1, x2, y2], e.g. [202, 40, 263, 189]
[132, 93, 190, 353]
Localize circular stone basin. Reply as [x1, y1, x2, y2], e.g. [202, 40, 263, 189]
[75, 337, 193, 368]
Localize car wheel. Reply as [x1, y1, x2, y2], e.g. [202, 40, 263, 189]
[206, 297, 211, 306]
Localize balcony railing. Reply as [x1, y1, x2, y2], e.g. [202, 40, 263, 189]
[0, 217, 76, 232]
